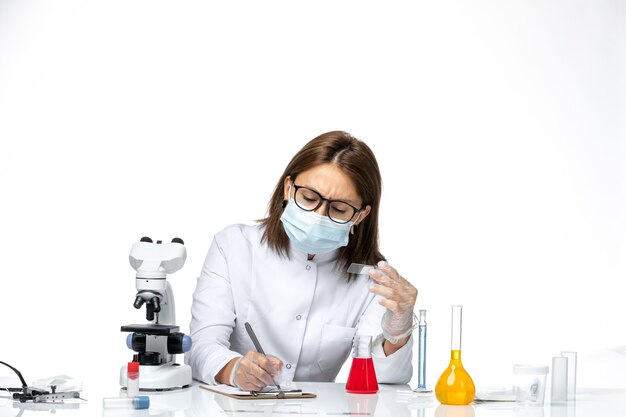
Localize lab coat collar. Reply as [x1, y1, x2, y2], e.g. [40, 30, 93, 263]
[288, 243, 340, 264]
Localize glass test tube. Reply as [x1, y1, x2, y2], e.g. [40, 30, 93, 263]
[551, 356, 568, 403]
[417, 309, 427, 389]
[561, 351, 577, 400]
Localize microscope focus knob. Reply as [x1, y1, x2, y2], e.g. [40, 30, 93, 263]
[182, 335, 192, 353]
[126, 333, 146, 352]
[167, 333, 192, 354]
[138, 352, 161, 366]
[171, 237, 184, 245]
[140, 236, 153, 243]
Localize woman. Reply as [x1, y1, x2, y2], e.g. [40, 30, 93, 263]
[185, 131, 418, 390]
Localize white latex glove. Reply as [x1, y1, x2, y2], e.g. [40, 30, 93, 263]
[230, 350, 283, 391]
[368, 261, 418, 344]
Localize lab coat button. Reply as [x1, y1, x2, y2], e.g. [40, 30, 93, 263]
[305, 265, 311, 271]
[286, 363, 292, 369]
[296, 315, 302, 320]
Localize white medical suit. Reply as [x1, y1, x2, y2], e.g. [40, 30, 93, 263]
[185, 224, 413, 384]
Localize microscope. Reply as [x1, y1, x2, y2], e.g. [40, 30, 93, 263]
[120, 237, 192, 391]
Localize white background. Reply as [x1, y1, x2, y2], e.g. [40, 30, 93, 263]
[1, 0, 625, 393]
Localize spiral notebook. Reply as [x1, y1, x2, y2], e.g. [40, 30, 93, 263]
[200, 384, 317, 400]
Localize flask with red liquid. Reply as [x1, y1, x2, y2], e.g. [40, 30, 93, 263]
[346, 335, 378, 394]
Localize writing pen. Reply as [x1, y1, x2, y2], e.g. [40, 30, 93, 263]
[244, 322, 283, 393]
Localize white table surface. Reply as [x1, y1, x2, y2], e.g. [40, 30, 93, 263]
[1, 380, 624, 417]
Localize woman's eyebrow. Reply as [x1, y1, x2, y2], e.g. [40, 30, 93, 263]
[297, 182, 360, 206]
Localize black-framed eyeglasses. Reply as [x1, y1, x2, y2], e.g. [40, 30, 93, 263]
[292, 183, 363, 224]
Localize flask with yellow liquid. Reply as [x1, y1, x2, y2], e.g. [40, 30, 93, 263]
[435, 305, 475, 405]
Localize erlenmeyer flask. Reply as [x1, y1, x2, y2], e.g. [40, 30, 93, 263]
[346, 335, 378, 394]
[435, 305, 475, 405]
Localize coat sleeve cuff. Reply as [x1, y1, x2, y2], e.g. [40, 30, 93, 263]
[371, 334, 414, 384]
[207, 352, 243, 385]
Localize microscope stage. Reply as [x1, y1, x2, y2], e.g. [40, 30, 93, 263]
[121, 324, 180, 335]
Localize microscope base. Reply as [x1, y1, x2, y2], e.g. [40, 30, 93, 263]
[120, 363, 192, 391]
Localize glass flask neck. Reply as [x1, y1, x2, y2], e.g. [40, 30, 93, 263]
[352, 335, 373, 358]
[419, 309, 427, 325]
[450, 305, 463, 351]
[450, 349, 462, 361]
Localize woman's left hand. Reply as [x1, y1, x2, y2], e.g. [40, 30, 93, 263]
[368, 261, 418, 347]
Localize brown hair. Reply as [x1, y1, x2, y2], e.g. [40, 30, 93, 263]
[259, 131, 385, 275]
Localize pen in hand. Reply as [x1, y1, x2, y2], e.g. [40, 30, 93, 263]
[244, 322, 283, 393]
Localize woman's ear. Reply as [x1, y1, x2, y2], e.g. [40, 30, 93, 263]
[355, 205, 371, 226]
[283, 176, 292, 201]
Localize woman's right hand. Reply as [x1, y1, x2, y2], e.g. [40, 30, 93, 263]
[231, 350, 283, 391]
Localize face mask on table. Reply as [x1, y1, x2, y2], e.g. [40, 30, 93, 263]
[280, 199, 355, 255]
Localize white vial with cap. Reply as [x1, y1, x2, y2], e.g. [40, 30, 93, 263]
[103, 396, 150, 409]
[551, 356, 568, 403]
[127, 361, 140, 397]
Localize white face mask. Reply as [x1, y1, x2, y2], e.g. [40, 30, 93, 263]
[280, 199, 356, 255]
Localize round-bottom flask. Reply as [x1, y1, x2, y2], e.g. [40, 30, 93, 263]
[435, 305, 475, 405]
